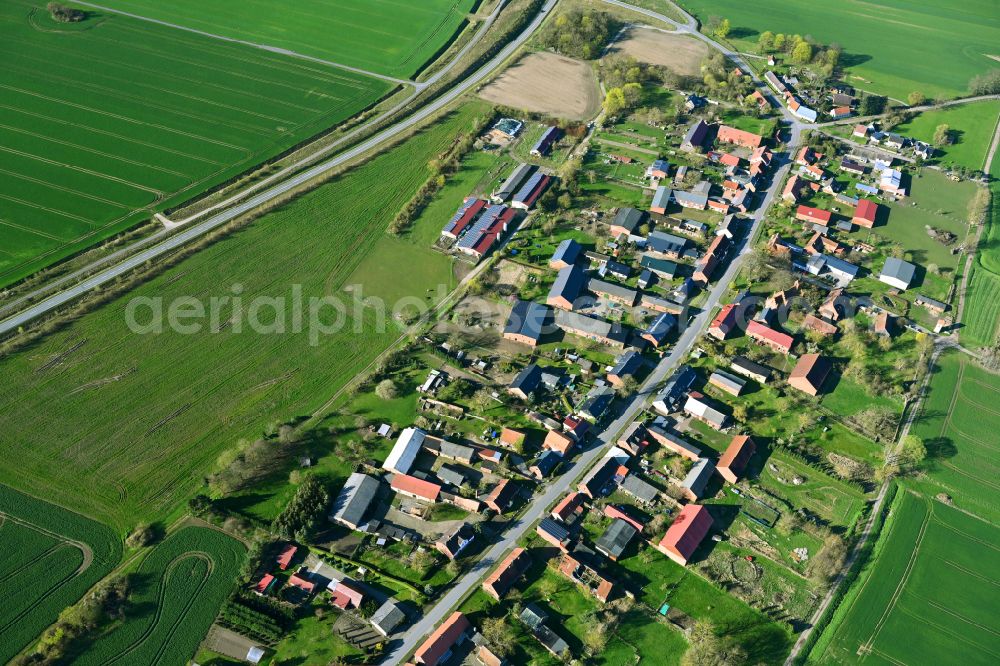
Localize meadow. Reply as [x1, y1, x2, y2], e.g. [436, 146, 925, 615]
[910, 350, 1000, 524]
[893, 101, 1000, 171]
[74, 526, 245, 665]
[0, 484, 122, 663]
[0, 103, 487, 532]
[93, 0, 479, 78]
[676, 0, 1000, 100]
[0, 0, 391, 287]
[813, 490, 1000, 665]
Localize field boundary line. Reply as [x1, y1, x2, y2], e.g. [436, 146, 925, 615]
[858, 493, 931, 660]
[72, 1, 417, 88]
[894, 605, 1000, 658]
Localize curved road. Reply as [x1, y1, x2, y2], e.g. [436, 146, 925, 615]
[0, 0, 556, 337]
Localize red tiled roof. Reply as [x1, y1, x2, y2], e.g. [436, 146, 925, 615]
[329, 580, 364, 609]
[277, 544, 297, 570]
[288, 573, 316, 593]
[255, 573, 275, 594]
[719, 153, 741, 167]
[483, 547, 530, 599]
[543, 429, 574, 454]
[391, 474, 442, 501]
[710, 303, 738, 332]
[718, 435, 756, 480]
[499, 428, 526, 447]
[415, 612, 470, 666]
[746, 320, 794, 352]
[552, 491, 584, 521]
[717, 125, 764, 148]
[854, 198, 878, 222]
[604, 504, 645, 532]
[658, 504, 713, 562]
[796, 205, 832, 223]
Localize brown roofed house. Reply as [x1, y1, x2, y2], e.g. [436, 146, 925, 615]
[482, 547, 530, 601]
[414, 611, 471, 665]
[788, 353, 832, 396]
[717, 435, 756, 483]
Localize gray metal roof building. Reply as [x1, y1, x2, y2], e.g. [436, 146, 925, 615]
[551, 238, 582, 266]
[494, 163, 535, 201]
[370, 599, 406, 636]
[547, 264, 587, 307]
[620, 474, 660, 504]
[682, 458, 716, 499]
[330, 472, 380, 530]
[595, 518, 639, 560]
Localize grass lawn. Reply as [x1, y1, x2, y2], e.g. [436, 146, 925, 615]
[91, 0, 477, 78]
[0, 102, 489, 532]
[676, 0, 1000, 100]
[758, 451, 868, 528]
[813, 490, 1000, 665]
[0, 0, 391, 287]
[894, 101, 1000, 171]
[267, 609, 366, 665]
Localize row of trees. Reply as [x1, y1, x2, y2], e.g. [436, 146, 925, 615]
[757, 31, 841, 70]
[271, 474, 331, 541]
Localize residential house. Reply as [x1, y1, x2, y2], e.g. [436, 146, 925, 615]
[873, 311, 892, 337]
[578, 456, 619, 498]
[578, 385, 616, 421]
[656, 504, 714, 566]
[708, 303, 740, 340]
[819, 287, 847, 321]
[717, 435, 756, 483]
[647, 159, 670, 180]
[607, 350, 643, 387]
[788, 353, 832, 396]
[651, 364, 698, 414]
[641, 312, 677, 347]
[483, 547, 530, 601]
[536, 518, 571, 550]
[328, 579, 365, 610]
[530, 450, 561, 479]
[782, 174, 806, 202]
[276, 543, 297, 571]
[543, 429, 575, 455]
[551, 491, 585, 522]
[640, 254, 679, 279]
[414, 612, 471, 666]
[674, 181, 711, 210]
[484, 479, 517, 513]
[840, 159, 866, 176]
[796, 205, 832, 225]
[879, 168, 906, 196]
[435, 523, 476, 560]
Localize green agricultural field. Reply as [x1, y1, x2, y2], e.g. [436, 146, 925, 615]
[0, 103, 486, 532]
[94, 0, 478, 78]
[676, 0, 1000, 100]
[813, 490, 1000, 665]
[910, 350, 1000, 523]
[74, 526, 244, 665]
[961, 158, 1000, 348]
[0, 485, 122, 663]
[0, 0, 391, 287]
[893, 101, 1000, 171]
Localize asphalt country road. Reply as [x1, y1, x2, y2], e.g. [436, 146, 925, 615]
[0, 0, 557, 337]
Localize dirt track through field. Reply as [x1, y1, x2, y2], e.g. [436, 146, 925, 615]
[606, 25, 708, 76]
[478, 52, 601, 120]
